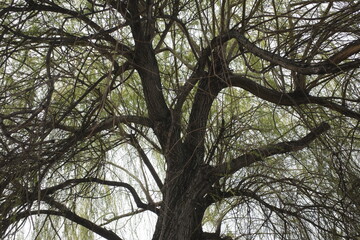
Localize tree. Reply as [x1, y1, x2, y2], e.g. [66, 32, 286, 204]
[1, 0, 360, 239]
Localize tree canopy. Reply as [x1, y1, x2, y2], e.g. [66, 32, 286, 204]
[1, 0, 360, 239]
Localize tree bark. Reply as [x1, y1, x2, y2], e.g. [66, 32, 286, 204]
[152, 164, 213, 240]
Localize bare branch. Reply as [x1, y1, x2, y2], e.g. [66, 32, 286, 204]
[226, 30, 360, 75]
[214, 122, 330, 175]
[43, 196, 124, 240]
[128, 134, 164, 189]
[229, 74, 360, 120]
[41, 178, 158, 214]
[328, 39, 360, 64]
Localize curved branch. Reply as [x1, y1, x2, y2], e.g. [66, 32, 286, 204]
[183, 77, 224, 158]
[229, 74, 360, 120]
[328, 39, 360, 64]
[1, 209, 123, 240]
[226, 30, 360, 75]
[173, 51, 210, 119]
[133, 41, 171, 125]
[116, 2, 171, 127]
[213, 122, 330, 175]
[174, 29, 237, 121]
[42, 196, 124, 240]
[41, 178, 158, 214]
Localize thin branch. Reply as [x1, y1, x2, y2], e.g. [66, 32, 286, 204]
[2, 2, 124, 49]
[128, 134, 164, 189]
[85, 115, 153, 134]
[157, 14, 200, 58]
[213, 122, 330, 175]
[0, 25, 132, 57]
[208, 187, 349, 239]
[213, 30, 360, 75]
[232, 30, 360, 75]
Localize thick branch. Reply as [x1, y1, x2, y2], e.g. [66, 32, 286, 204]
[133, 42, 171, 123]
[50, 115, 152, 134]
[213, 122, 330, 175]
[1, 210, 123, 240]
[229, 74, 360, 120]
[328, 39, 360, 64]
[117, 1, 170, 125]
[41, 178, 158, 214]
[183, 77, 224, 159]
[173, 50, 210, 119]
[174, 29, 237, 121]
[43, 196, 124, 240]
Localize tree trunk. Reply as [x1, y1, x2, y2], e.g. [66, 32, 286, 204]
[152, 164, 213, 240]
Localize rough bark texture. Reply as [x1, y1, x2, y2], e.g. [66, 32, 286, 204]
[153, 164, 213, 240]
